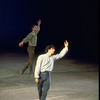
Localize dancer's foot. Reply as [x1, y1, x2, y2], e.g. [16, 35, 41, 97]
[20, 69, 23, 75]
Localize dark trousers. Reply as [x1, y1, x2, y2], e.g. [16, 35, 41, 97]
[37, 72, 50, 100]
[21, 46, 35, 74]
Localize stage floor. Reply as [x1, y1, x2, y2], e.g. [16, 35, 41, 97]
[0, 52, 99, 100]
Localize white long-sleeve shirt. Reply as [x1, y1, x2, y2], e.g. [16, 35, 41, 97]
[34, 46, 68, 78]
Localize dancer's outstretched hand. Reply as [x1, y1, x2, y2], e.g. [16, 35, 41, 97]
[64, 40, 69, 47]
[19, 41, 23, 47]
[37, 19, 41, 25]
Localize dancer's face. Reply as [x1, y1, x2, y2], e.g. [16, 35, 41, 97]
[32, 25, 37, 32]
[49, 48, 55, 55]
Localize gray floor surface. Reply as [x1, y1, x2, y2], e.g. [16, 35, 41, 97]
[0, 52, 99, 100]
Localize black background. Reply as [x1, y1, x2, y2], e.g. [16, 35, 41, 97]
[0, 0, 99, 63]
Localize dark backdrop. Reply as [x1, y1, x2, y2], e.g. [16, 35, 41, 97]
[0, 0, 99, 63]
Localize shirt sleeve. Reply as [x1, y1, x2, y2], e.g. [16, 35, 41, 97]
[36, 25, 40, 34]
[23, 33, 33, 43]
[53, 46, 68, 61]
[34, 55, 42, 79]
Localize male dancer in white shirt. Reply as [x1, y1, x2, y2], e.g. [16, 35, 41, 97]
[34, 40, 69, 100]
